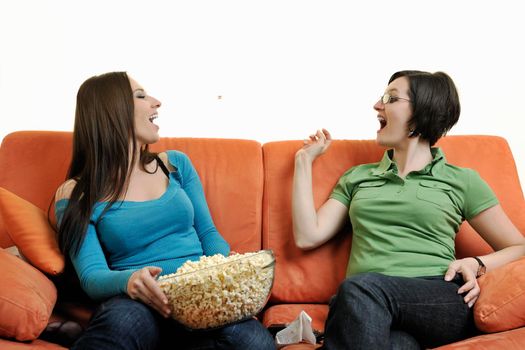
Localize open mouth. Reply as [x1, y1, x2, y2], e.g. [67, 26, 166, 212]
[377, 116, 387, 130]
[149, 114, 158, 123]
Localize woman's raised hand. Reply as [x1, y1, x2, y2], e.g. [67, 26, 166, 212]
[127, 266, 171, 318]
[297, 129, 332, 162]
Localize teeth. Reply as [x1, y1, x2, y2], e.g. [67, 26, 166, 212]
[149, 114, 158, 122]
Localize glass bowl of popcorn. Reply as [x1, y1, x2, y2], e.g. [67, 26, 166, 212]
[157, 249, 275, 330]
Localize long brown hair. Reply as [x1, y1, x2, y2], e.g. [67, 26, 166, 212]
[58, 72, 156, 256]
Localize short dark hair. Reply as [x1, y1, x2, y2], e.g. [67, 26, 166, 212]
[389, 70, 460, 146]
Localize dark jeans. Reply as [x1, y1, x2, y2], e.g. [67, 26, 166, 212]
[321, 273, 479, 350]
[71, 295, 276, 350]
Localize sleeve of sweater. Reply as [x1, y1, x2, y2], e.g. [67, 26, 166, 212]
[55, 200, 135, 301]
[167, 150, 230, 256]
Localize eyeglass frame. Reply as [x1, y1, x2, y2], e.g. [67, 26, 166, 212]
[380, 93, 411, 104]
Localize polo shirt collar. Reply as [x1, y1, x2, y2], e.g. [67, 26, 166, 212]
[371, 147, 446, 176]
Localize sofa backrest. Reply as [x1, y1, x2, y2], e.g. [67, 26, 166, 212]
[0, 131, 72, 248]
[262, 135, 525, 304]
[0, 131, 264, 253]
[2, 132, 524, 305]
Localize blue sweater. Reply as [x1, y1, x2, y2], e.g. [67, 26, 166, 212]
[56, 151, 230, 300]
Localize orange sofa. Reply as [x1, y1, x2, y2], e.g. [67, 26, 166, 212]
[1, 131, 524, 349]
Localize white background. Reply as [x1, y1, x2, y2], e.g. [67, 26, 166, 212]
[1, 1, 524, 185]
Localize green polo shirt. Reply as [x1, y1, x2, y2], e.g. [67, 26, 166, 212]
[330, 148, 498, 278]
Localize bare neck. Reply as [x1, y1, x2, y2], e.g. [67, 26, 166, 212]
[392, 139, 433, 178]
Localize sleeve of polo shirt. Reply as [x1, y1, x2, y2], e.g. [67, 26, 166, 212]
[329, 168, 356, 207]
[463, 169, 499, 220]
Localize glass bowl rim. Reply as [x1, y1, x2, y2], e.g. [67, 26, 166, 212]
[157, 249, 275, 284]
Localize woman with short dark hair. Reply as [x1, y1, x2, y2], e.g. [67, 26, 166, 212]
[292, 70, 525, 349]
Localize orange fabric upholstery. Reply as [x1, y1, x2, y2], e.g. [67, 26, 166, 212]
[0, 132, 72, 248]
[0, 339, 66, 350]
[0, 249, 57, 341]
[1, 131, 524, 349]
[0, 188, 64, 275]
[432, 327, 525, 350]
[474, 256, 525, 332]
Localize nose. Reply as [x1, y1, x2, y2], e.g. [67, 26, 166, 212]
[151, 96, 161, 108]
[373, 98, 384, 111]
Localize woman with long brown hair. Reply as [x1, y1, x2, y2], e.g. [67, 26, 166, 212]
[55, 72, 275, 350]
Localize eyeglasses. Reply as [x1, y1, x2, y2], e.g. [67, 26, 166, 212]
[380, 93, 411, 104]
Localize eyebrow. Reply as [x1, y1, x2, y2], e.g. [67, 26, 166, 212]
[133, 88, 145, 93]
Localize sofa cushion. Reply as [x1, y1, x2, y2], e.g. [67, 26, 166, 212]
[0, 187, 64, 275]
[474, 257, 525, 332]
[0, 248, 57, 341]
[0, 339, 66, 350]
[432, 326, 525, 350]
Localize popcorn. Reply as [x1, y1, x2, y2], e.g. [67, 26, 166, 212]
[158, 250, 275, 329]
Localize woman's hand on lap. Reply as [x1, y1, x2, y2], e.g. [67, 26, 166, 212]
[127, 266, 171, 317]
[444, 258, 480, 308]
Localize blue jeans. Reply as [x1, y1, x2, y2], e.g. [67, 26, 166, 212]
[321, 273, 479, 350]
[71, 296, 276, 350]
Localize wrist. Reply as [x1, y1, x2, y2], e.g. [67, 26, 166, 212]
[472, 256, 486, 277]
[295, 149, 314, 164]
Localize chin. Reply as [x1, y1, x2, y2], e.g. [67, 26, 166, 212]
[147, 136, 160, 145]
[376, 137, 397, 149]
[376, 135, 388, 147]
